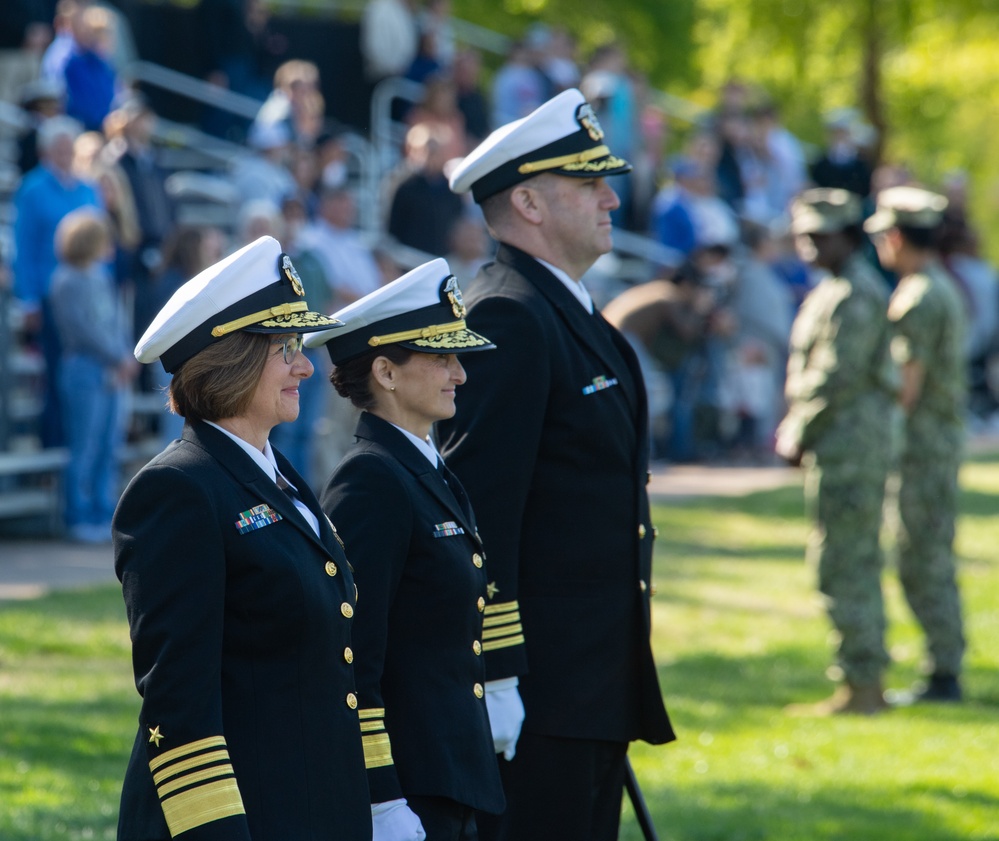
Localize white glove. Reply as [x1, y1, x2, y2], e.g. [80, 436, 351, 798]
[485, 677, 525, 760]
[371, 799, 426, 841]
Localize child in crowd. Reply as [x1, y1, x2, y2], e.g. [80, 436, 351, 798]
[49, 208, 137, 542]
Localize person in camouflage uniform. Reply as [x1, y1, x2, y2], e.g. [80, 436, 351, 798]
[865, 186, 967, 702]
[776, 188, 899, 715]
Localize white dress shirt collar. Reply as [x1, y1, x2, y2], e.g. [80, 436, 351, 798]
[536, 257, 594, 314]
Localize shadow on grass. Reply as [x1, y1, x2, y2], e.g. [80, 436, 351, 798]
[659, 539, 804, 564]
[1, 693, 134, 764]
[620, 777, 989, 841]
[956, 486, 999, 518]
[657, 646, 999, 724]
[662, 484, 805, 518]
[0, 585, 125, 623]
[658, 647, 826, 717]
[0, 694, 132, 840]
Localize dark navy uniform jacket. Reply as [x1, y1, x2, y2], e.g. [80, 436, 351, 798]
[437, 243, 675, 746]
[321, 412, 505, 814]
[113, 420, 371, 841]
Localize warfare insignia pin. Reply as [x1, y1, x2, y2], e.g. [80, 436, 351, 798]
[443, 275, 466, 319]
[577, 103, 605, 142]
[281, 254, 305, 297]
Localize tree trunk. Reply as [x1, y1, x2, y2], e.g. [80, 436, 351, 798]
[859, 0, 886, 166]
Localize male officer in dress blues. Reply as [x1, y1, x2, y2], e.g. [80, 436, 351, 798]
[437, 89, 675, 841]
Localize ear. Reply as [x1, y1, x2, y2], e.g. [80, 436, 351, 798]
[370, 356, 397, 392]
[510, 184, 545, 226]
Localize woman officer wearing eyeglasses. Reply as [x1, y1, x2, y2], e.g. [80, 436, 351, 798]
[113, 236, 372, 841]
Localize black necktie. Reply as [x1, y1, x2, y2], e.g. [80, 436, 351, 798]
[276, 473, 301, 502]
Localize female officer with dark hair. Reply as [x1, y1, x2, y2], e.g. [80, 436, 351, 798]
[305, 259, 520, 841]
[113, 236, 371, 840]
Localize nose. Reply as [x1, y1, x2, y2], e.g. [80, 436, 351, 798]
[599, 179, 620, 211]
[449, 356, 467, 385]
[294, 350, 314, 379]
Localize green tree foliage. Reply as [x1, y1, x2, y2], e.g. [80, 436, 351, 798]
[453, 0, 999, 259]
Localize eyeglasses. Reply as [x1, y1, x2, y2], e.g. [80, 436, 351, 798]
[271, 335, 305, 364]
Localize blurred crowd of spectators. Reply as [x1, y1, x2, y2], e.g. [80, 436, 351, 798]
[2, 0, 998, 535]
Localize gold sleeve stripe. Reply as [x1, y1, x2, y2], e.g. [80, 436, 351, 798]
[359, 719, 384, 733]
[482, 611, 520, 629]
[357, 707, 386, 721]
[483, 634, 526, 652]
[149, 736, 228, 772]
[152, 750, 230, 785]
[483, 600, 518, 615]
[157, 764, 235, 798]
[482, 623, 523, 640]
[160, 778, 245, 837]
[361, 732, 394, 769]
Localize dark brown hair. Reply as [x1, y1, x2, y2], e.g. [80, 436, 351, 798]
[330, 345, 414, 410]
[168, 331, 271, 421]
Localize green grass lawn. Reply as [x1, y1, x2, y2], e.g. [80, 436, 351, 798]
[2, 459, 997, 840]
[624, 457, 999, 841]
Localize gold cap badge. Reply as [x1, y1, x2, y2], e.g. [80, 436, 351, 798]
[282, 255, 305, 297]
[445, 275, 466, 319]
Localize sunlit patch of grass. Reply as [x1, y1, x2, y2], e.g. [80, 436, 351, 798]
[623, 458, 999, 840]
[3, 456, 998, 839]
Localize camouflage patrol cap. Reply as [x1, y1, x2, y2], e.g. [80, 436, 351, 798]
[863, 186, 948, 234]
[790, 188, 863, 235]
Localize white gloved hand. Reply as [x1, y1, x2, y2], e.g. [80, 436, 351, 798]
[371, 799, 426, 841]
[485, 677, 525, 761]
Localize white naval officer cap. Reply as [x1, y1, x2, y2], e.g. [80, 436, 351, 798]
[448, 88, 632, 203]
[304, 258, 495, 365]
[134, 235, 342, 373]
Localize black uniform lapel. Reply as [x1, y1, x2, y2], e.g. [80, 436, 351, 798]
[272, 447, 345, 553]
[497, 244, 640, 416]
[355, 413, 482, 546]
[436, 459, 475, 525]
[186, 422, 337, 556]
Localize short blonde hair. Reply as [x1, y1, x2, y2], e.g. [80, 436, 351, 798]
[55, 208, 111, 268]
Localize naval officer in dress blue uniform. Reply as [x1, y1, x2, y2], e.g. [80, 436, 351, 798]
[436, 89, 676, 841]
[113, 235, 372, 840]
[306, 259, 517, 841]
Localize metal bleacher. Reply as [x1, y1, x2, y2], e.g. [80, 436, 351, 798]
[1, 8, 697, 534]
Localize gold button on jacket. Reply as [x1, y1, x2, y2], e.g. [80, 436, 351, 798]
[473, 683, 484, 698]
[325, 561, 338, 577]
[472, 553, 483, 568]
[344, 647, 353, 664]
[346, 693, 358, 709]
[340, 602, 354, 618]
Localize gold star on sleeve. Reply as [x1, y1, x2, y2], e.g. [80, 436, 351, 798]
[486, 581, 500, 598]
[148, 725, 164, 747]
